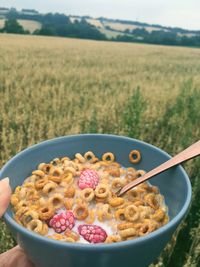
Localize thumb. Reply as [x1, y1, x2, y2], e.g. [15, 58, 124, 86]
[0, 177, 12, 217]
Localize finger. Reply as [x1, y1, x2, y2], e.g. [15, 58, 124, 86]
[0, 246, 35, 267]
[0, 177, 12, 217]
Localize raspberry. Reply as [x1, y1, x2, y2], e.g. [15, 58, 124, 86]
[49, 211, 75, 233]
[78, 224, 107, 243]
[78, 169, 99, 190]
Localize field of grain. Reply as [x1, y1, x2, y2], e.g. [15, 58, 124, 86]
[0, 34, 200, 266]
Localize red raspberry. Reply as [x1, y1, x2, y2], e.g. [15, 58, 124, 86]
[49, 211, 75, 233]
[78, 224, 107, 243]
[78, 169, 99, 190]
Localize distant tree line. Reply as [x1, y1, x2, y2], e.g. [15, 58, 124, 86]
[1, 9, 200, 47]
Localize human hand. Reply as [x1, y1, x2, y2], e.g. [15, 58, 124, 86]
[0, 178, 35, 267]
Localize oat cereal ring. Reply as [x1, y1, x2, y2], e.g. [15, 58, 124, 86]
[95, 184, 109, 199]
[48, 233, 64, 241]
[11, 194, 19, 206]
[125, 205, 139, 222]
[48, 175, 62, 183]
[109, 197, 124, 207]
[97, 204, 112, 221]
[50, 158, 60, 166]
[84, 151, 96, 163]
[151, 209, 166, 222]
[102, 152, 115, 163]
[64, 167, 76, 176]
[144, 193, 159, 210]
[80, 188, 94, 202]
[117, 222, 135, 230]
[64, 198, 74, 210]
[39, 163, 52, 174]
[105, 167, 120, 177]
[38, 204, 54, 220]
[19, 187, 28, 199]
[75, 153, 86, 163]
[35, 178, 48, 190]
[74, 204, 89, 220]
[49, 194, 63, 209]
[64, 229, 80, 241]
[15, 200, 28, 211]
[49, 167, 63, 176]
[105, 235, 121, 243]
[42, 182, 57, 194]
[14, 186, 22, 194]
[26, 189, 39, 201]
[85, 209, 95, 224]
[41, 223, 49, 236]
[138, 219, 158, 236]
[129, 150, 141, 164]
[135, 170, 146, 178]
[65, 186, 75, 198]
[115, 209, 126, 221]
[119, 228, 136, 239]
[22, 210, 39, 226]
[111, 178, 125, 191]
[32, 170, 45, 178]
[61, 172, 73, 184]
[27, 219, 43, 234]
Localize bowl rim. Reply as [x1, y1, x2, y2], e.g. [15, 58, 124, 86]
[1, 134, 192, 251]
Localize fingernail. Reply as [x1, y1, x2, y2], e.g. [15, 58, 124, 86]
[1, 177, 10, 185]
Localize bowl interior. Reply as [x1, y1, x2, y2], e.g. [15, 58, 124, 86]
[0, 134, 191, 222]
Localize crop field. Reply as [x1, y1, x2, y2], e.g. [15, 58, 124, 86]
[0, 34, 200, 266]
[0, 19, 42, 33]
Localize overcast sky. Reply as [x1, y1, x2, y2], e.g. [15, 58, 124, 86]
[1, 0, 200, 30]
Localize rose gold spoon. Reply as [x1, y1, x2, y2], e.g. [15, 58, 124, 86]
[117, 140, 200, 196]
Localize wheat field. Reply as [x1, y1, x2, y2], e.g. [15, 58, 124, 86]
[0, 34, 200, 266]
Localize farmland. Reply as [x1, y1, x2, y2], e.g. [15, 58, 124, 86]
[0, 34, 200, 266]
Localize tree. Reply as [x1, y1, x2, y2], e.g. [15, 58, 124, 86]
[3, 19, 27, 34]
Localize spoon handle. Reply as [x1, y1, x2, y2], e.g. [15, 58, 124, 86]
[118, 140, 200, 196]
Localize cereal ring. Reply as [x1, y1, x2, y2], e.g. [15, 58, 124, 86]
[49, 167, 63, 177]
[125, 205, 139, 222]
[117, 222, 135, 230]
[135, 170, 146, 178]
[80, 188, 94, 202]
[50, 158, 60, 166]
[138, 219, 158, 236]
[129, 150, 141, 164]
[109, 197, 124, 207]
[144, 193, 159, 210]
[48, 233, 65, 241]
[49, 194, 63, 209]
[15, 200, 28, 211]
[39, 205, 54, 220]
[27, 219, 43, 234]
[75, 153, 86, 163]
[85, 209, 95, 224]
[115, 209, 126, 221]
[84, 151, 96, 163]
[35, 178, 48, 190]
[65, 186, 75, 198]
[42, 182, 57, 194]
[105, 167, 120, 177]
[64, 229, 80, 241]
[61, 172, 73, 184]
[119, 228, 136, 239]
[151, 209, 166, 222]
[48, 175, 62, 183]
[97, 204, 112, 221]
[111, 178, 125, 191]
[11, 194, 19, 206]
[105, 235, 121, 243]
[32, 170, 45, 177]
[64, 167, 76, 176]
[41, 223, 49, 236]
[74, 204, 89, 220]
[22, 210, 39, 226]
[65, 237, 75, 243]
[39, 163, 52, 174]
[64, 198, 74, 210]
[95, 184, 109, 198]
[102, 152, 115, 163]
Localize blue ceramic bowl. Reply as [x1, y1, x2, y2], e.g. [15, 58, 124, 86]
[0, 134, 191, 267]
